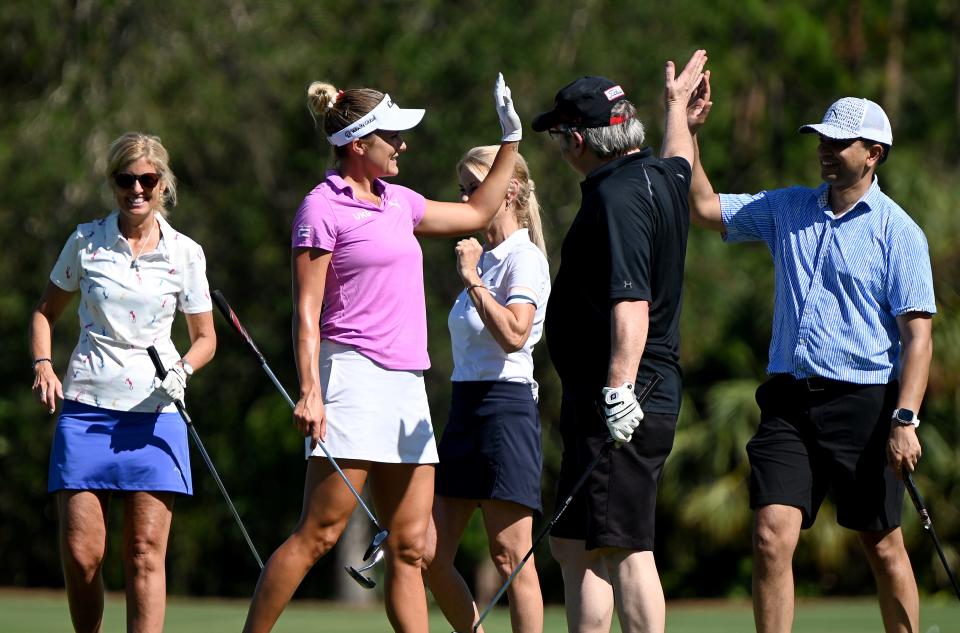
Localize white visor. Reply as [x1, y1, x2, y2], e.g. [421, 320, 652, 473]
[326, 94, 425, 146]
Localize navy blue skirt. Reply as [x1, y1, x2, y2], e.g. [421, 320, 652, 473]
[435, 381, 542, 512]
[48, 401, 193, 494]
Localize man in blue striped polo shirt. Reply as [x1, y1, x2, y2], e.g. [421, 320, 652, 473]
[683, 80, 936, 632]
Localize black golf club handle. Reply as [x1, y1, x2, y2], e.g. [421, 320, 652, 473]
[212, 290, 268, 365]
[635, 372, 663, 404]
[902, 469, 929, 518]
[146, 345, 192, 425]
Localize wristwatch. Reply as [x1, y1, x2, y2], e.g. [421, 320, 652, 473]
[177, 359, 195, 377]
[891, 408, 919, 428]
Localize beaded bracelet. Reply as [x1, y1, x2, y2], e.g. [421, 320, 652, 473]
[466, 284, 487, 292]
[32, 357, 52, 369]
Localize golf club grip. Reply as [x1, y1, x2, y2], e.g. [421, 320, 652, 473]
[147, 345, 193, 425]
[146, 345, 167, 378]
[903, 470, 930, 521]
[635, 372, 664, 405]
[211, 290, 267, 365]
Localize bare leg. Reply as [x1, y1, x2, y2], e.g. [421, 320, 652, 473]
[368, 463, 434, 633]
[243, 458, 367, 633]
[58, 490, 111, 633]
[122, 492, 174, 633]
[753, 504, 803, 633]
[600, 548, 663, 633]
[549, 536, 613, 633]
[858, 528, 919, 633]
[481, 499, 543, 633]
[423, 495, 482, 632]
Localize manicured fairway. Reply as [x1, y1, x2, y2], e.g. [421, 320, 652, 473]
[1, 589, 957, 632]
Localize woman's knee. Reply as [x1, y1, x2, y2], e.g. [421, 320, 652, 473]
[291, 519, 348, 564]
[489, 546, 524, 579]
[125, 533, 167, 576]
[62, 537, 106, 581]
[388, 530, 428, 568]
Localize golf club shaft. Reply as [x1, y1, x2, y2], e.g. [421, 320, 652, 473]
[147, 346, 264, 570]
[472, 373, 663, 631]
[210, 290, 382, 531]
[903, 469, 960, 600]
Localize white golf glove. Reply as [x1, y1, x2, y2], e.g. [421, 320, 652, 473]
[494, 72, 522, 142]
[153, 363, 187, 404]
[601, 382, 644, 444]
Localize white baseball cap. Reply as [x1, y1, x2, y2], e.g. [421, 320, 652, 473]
[327, 94, 425, 147]
[798, 97, 893, 147]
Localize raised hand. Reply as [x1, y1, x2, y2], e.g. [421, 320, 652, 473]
[494, 72, 522, 143]
[665, 48, 708, 109]
[687, 70, 713, 134]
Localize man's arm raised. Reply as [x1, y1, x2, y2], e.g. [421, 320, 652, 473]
[683, 70, 724, 232]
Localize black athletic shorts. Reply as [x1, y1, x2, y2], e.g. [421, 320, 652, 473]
[747, 374, 903, 531]
[549, 394, 677, 551]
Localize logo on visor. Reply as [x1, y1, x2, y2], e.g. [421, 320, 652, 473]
[387, 98, 395, 108]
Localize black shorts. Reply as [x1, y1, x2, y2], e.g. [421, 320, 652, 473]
[435, 381, 542, 512]
[549, 394, 677, 551]
[748, 374, 903, 531]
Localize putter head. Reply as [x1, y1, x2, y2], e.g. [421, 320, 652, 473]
[345, 564, 376, 589]
[346, 548, 384, 589]
[363, 528, 389, 561]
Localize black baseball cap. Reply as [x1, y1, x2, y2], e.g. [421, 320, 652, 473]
[532, 76, 629, 132]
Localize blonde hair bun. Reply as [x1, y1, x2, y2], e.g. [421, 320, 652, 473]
[307, 81, 338, 117]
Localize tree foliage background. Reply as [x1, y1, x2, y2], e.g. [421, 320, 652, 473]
[2, 0, 959, 603]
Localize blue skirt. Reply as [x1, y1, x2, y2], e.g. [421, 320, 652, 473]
[48, 401, 193, 494]
[435, 381, 542, 512]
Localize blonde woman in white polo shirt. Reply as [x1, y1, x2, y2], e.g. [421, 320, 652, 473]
[29, 132, 215, 633]
[423, 146, 550, 633]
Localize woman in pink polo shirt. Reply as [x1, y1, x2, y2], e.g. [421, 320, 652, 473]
[242, 76, 522, 633]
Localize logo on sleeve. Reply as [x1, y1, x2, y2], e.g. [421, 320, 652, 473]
[296, 224, 312, 240]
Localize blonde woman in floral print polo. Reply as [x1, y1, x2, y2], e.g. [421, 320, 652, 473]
[29, 132, 215, 633]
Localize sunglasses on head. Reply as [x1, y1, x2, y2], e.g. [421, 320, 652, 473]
[113, 172, 160, 189]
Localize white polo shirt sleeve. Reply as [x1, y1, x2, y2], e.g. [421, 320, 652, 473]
[503, 247, 549, 307]
[177, 239, 213, 314]
[50, 226, 84, 292]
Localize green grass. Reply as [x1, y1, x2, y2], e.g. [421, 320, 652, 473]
[1, 589, 958, 632]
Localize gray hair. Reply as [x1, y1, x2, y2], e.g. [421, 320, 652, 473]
[580, 101, 645, 159]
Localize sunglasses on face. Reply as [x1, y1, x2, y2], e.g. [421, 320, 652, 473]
[113, 172, 160, 189]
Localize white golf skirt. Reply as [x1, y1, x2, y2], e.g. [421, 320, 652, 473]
[304, 340, 439, 464]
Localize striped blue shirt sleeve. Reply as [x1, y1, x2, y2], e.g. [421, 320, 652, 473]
[720, 191, 778, 247]
[886, 219, 937, 316]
